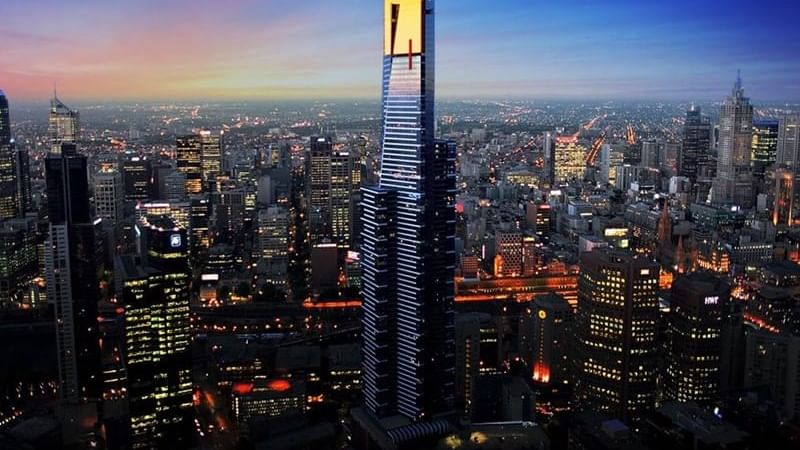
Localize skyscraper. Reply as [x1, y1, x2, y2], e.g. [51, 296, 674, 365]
[679, 105, 711, 183]
[48, 93, 80, 154]
[712, 74, 754, 207]
[358, 0, 456, 439]
[176, 135, 204, 195]
[122, 155, 152, 202]
[665, 273, 729, 404]
[45, 145, 101, 443]
[553, 135, 587, 183]
[0, 91, 18, 219]
[751, 118, 779, 178]
[118, 218, 193, 448]
[776, 115, 800, 225]
[307, 136, 353, 246]
[14, 147, 31, 216]
[94, 172, 125, 225]
[574, 249, 659, 423]
[199, 130, 222, 188]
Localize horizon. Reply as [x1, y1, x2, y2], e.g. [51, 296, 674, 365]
[3, 0, 800, 103]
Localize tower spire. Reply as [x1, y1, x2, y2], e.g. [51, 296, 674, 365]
[735, 69, 742, 92]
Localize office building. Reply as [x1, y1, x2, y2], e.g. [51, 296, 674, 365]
[712, 74, 754, 207]
[752, 118, 779, 177]
[118, 217, 193, 447]
[94, 172, 124, 226]
[665, 273, 729, 403]
[307, 136, 352, 246]
[176, 135, 203, 195]
[494, 231, 524, 277]
[776, 115, 800, 225]
[256, 206, 290, 287]
[199, 130, 222, 186]
[357, 1, 457, 444]
[14, 148, 31, 216]
[122, 155, 151, 202]
[639, 138, 659, 169]
[44, 145, 101, 443]
[679, 106, 711, 182]
[0, 217, 38, 308]
[554, 136, 587, 183]
[574, 249, 659, 423]
[48, 94, 79, 154]
[0, 91, 17, 219]
[520, 293, 572, 386]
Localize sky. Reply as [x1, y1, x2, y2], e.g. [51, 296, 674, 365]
[2, 0, 800, 103]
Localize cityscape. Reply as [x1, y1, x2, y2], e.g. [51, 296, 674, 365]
[2, 1, 800, 450]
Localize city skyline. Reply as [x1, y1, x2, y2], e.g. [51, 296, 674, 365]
[2, 0, 800, 102]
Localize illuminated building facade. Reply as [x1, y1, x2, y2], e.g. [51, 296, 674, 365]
[777, 115, 800, 225]
[231, 379, 305, 423]
[495, 231, 524, 277]
[199, 130, 222, 187]
[752, 119, 778, 177]
[122, 155, 151, 202]
[176, 135, 203, 195]
[520, 293, 572, 385]
[14, 148, 31, 216]
[120, 217, 193, 447]
[0, 217, 38, 308]
[712, 74, 754, 207]
[574, 249, 659, 423]
[256, 206, 289, 287]
[553, 136, 587, 184]
[773, 168, 794, 226]
[360, 0, 457, 427]
[0, 91, 17, 219]
[665, 273, 729, 403]
[307, 136, 352, 246]
[48, 94, 79, 154]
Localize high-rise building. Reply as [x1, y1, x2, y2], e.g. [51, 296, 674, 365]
[0, 217, 38, 308]
[776, 115, 800, 225]
[358, 0, 456, 438]
[176, 135, 203, 195]
[554, 136, 587, 183]
[679, 106, 711, 183]
[520, 293, 573, 385]
[0, 90, 18, 219]
[665, 273, 729, 404]
[45, 145, 101, 442]
[600, 143, 625, 186]
[307, 136, 352, 246]
[199, 130, 222, 187]
[752, 119, 779, 177]
[48, 94, 79, 154]
[14, 148, 31, 216]
[494, 231, 524, 277]
[94, 172, 125, 225]
[118, 217, 193, 448]
[639, 138, 659, 169]
[712, 74, 754, 207]
[256, 206, 290, 287]
[574, 249, 659, 423]
[122, 155, 151, 202]
[773, 168, 794, 226]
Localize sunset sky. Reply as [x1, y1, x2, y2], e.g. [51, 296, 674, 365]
[2, 0, 799, 102]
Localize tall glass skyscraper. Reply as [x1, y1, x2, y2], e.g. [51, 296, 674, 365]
[360, 0, 456, 430]
[0, 90, 18, 219]
[48, 94, 80, 154]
